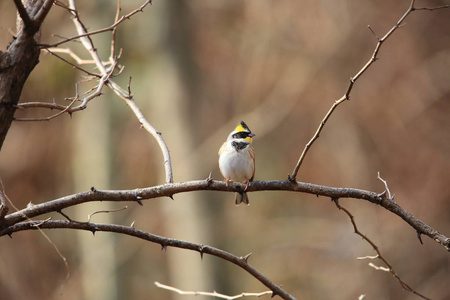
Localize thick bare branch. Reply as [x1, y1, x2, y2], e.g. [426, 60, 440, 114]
[13, 0, 34, 31]
[1, 180, 448, 251]
[33, 0, 55, 26]
[0, 220, 295, 300]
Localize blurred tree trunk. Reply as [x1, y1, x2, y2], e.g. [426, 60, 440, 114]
[144, 2, 214, 297]
[72, 97, 119, 300]
[71, 2, 118, 299]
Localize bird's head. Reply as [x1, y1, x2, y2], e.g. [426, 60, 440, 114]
[228, 121, 255, 142]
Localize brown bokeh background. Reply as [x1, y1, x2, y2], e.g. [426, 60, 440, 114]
[0, 1, 449, 300]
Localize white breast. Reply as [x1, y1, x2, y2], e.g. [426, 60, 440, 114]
[219, 143, 253, 182]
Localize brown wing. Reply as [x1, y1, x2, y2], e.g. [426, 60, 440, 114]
[218, 141, 228, 156]
[248, 145, 255, 182]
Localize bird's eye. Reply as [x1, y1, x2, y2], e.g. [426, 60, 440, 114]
[232, 131, 251, 139]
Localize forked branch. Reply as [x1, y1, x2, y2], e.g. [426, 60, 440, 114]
[66, 0, 173, 183]
[333, 198, 430, 300]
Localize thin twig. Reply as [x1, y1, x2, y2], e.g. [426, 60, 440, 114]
[289, 0, 420, 181]
[110, 0, 122, 63]
[15, 66, 113, 121]
[154, 281, 272, 299]
[332, 198, 431, 300]
[0, 178, 70, 283]
[65, 0, 173, 183]
[414, 5, 450, 11]
[15, 89, 79, 121]
[45, 48, 104, 72]
[377, 172, 392, 199]
[40, 0, 152, 48]
[87, 206, 128, 222]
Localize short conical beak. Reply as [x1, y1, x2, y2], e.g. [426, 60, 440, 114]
[249, 133, 255, 137]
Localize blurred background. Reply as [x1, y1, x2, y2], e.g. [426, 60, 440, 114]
[0, 0, 449, 299]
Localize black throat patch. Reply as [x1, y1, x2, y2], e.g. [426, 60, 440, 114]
[231, 141, 249, 152]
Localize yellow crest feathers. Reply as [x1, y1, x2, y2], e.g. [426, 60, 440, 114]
[235, 121, 250, 133]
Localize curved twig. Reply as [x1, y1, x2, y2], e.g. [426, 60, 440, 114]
[289, 0, 448, 181]
[333, 199, 430, 300]
[65, 0, 173, 183]
[0, 220, 295, 300]
[40, 0, 152, 48]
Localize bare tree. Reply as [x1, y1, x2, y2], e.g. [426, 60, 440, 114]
[0, 1, 449, 299]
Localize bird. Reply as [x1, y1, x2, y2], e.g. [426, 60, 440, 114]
[218, 121, 256, 205]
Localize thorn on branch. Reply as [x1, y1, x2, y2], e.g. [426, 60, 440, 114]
[241, 252, 252, 263]
[135, 197, 143, 206]
[198, 245, 205, 260]
[90, 186, 97, 192]
[161, 244, 167, 252]
[367, 25, 380, 41]
[417, 231, 424, 245]
[206, 172, 213, 185]
[167, 195, 174, 201]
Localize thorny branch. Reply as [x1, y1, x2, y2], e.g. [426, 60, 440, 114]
[1, 180, 449, 251]
[40, 0, 152, 48]
[0, 220, 295, 300]
[67, 0, 173, 183]
[332, 198, 430, 300]
[16, 0, 173, 183]
[5, 1, 450, 299]
[289, 0, 450, 181]
[16, 70, 111, 120]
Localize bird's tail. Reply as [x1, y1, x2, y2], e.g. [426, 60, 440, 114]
[235, 192, 250, 205]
